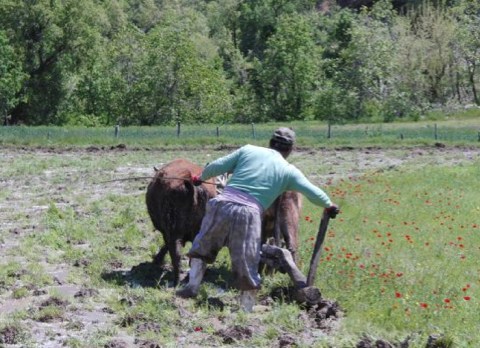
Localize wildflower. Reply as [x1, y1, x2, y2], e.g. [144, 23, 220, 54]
[463, 296, 471, 301]
[420, 303, 428, 308]
[444, 299, 450, 303]
[194, 326, 203, 332]
[395, 292, 402, 298]
[396, 273, 403, 278]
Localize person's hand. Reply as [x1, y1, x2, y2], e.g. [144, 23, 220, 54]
[325, 204, 340, 219]
[191, 174, 203, 186]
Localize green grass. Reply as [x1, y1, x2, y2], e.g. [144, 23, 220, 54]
[297, 164, 480, 347]
[0, 143, 479, 347]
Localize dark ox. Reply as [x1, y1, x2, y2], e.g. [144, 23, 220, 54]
[146, 158, 302, 286]
[262, 191, 302, 263]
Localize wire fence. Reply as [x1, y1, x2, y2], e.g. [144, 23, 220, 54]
[1, 122, 479, 145]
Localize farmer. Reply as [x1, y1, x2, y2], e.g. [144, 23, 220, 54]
[176, 127, 339, 311]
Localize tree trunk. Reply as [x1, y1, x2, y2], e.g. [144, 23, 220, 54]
[468, 63, 479, 105]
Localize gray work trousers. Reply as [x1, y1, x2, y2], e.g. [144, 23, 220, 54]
[187, 198, 262, 291]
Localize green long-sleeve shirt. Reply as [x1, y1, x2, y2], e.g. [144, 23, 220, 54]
[200, 144, 332, 210]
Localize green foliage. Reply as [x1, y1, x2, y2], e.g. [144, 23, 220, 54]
[0, 0, 479, 125]
[0, 30, 26, 124]
[250, 14, 320, 121]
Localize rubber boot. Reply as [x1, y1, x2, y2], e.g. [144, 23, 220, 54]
[175, 258, 206, 299]
[239, 290, 257, 312]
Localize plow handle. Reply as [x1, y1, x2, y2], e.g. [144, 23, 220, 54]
[306, 210, 330, 287]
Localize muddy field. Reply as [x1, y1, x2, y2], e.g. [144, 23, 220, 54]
[0, 145, 479, 347]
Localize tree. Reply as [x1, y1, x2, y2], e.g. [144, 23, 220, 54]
[130, 20, 233, 125]
[0, 0, 103, 124]
[0, 30, 26, 125]
[250, 14, 320, 121]
[453, 0, 480, 105]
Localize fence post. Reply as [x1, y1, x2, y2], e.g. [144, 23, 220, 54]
[434, 123, 438, 140]
[251, 123, 256, 139]
[114, 125, 120, 139]
[216, 126, 219, 138]
[400, 134, 404, 140]
[327, 121, 331, 139]
[177, 122, 181, 137]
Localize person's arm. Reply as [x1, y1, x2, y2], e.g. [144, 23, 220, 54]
[199, 147, 243, 181]
[288, 168, 332, 208]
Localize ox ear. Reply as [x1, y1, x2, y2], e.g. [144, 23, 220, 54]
[153, 166, 159, 172]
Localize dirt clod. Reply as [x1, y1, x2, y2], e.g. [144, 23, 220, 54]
[217, 325, 253, 344]
[33, 289, 48, 296]
[74, 258, 91, 267]
[104, 339, 128, 348]
[0, 325, 22, 345]
[74, 288, 100, 298]
[376, 339, 394, 348]
[308, 299, 342, 323]
[356, 337, 374, 348]
[356, 337, 395, 348]
[278, 333, 297, 347]
[103, 307, 115, 314]
[109, 259, 123, 269]
[135, 322, 162, 334]
[120, 313, 147, 327]
[40, 296, 69, 308]
[134, 338, 163, 348]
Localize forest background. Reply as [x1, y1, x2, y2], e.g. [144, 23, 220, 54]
[1, 0, 479, 127]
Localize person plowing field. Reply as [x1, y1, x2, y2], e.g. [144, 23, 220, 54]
[175, 127, 339, 311]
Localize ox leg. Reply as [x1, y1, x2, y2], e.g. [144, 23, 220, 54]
[169, 239, 184, 286]
[153, 244, 169, 265]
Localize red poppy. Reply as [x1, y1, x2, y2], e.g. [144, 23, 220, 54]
[444, 299, 451, 303]
[395, 292, 402, 298]
[463, 296, 471, 301]
[420, 303, 428, 308]
[194, 326, 203, 332]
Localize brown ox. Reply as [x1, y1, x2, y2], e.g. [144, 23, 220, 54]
[146, 158, 217, 286]
[262, 191, 302, 263]
[146, 158, 302, 286]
